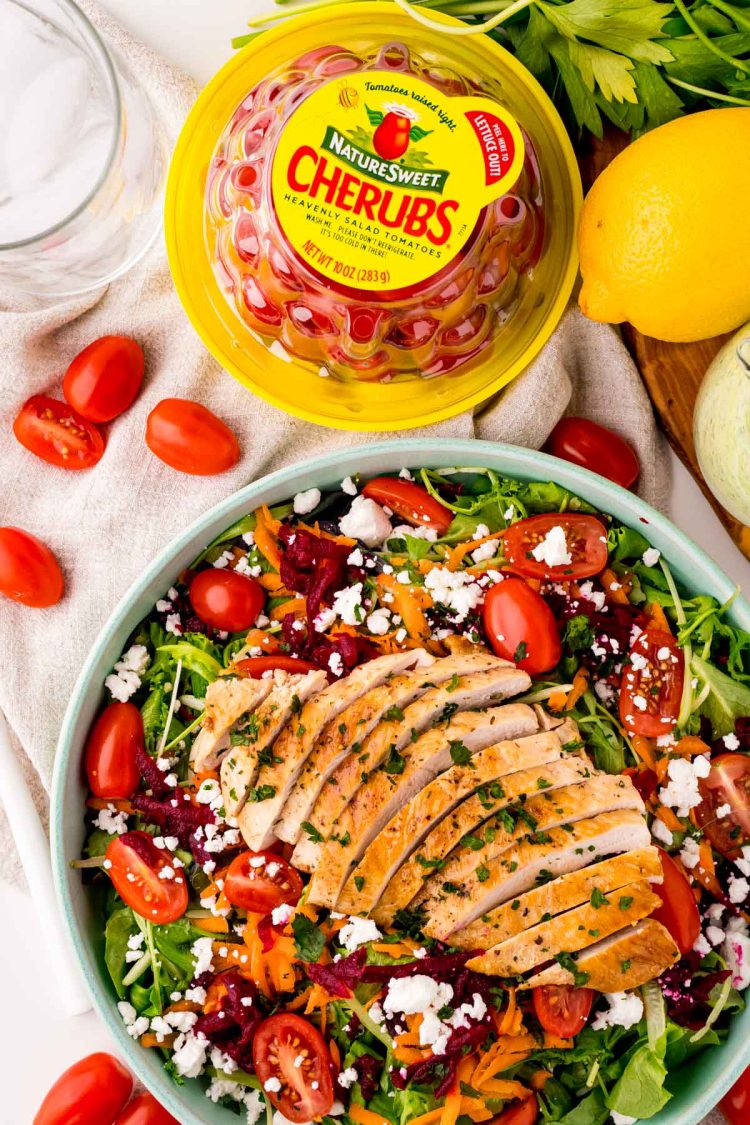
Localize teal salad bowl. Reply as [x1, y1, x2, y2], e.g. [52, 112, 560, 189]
[51, 438, 750, 1125]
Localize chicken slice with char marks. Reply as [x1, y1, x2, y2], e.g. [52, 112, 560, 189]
[466, 879, 661, 975]
[276, 651, 508, 849]
[340, 729, 572, 917]
[522, 919, 680, 992]
[418, 808, 652, 939]
[221, 671, 327, 821]
[451, 846, 662, 950]
[293, 663, 531, 871]
[373, 750, 594, 926]
[306, 702, 538, 910]
[239, 650, 423, 851]
[189, 675, 275, 775]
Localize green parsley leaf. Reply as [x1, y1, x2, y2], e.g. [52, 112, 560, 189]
[291, 915, 326, 963]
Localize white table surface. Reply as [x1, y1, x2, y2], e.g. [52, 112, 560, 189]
[2, 2, 748, 1121]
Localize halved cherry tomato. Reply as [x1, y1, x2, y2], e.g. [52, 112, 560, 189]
[14, 394, 104, 469]
[34, 1052, 133, 1125]
[546, 417, 640, 490]
[224, 850, 303, 914]
[482, 577, 561, 675]
[532, 984, 595, 1037]
[694, 753, 750, 858]
[720, 1064, 750, 1124]
[501, 514, 608, 581]
[362, 477, 453, 533]
[189, 568, 265, 632]
[253, 1013, 334, 1123]
[490, 1095, 538, 1125]
[0, 526, 64, 607]
[105, 831, 188, 924]
[84, 702, 143, 799]
[145, 398, 240, 475]
[114, 1092, 179, 1125]
[651, 846, 700, 955]
[235, 655, 320, 677]
[63, 336, 145, 423]
[619, 629, 684, 737]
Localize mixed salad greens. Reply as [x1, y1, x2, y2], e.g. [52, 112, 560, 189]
[77, 466, 750, 1125]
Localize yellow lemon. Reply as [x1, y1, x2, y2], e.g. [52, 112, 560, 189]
[578, 108, 750, 343]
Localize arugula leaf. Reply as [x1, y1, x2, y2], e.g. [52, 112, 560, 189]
[292, 914, 326, 962]
[692, 654, 750, 736]
[105, 907, 138, 998]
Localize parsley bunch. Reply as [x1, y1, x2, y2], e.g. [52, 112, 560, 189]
[236, 0, 750, 139]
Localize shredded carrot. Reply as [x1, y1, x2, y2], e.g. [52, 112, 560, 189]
[674, 735, 711, 758]
[646, 602, 672, 634]
[86, 797, 135, 814]
[693, 837, 725, 899]
[287, 988, 312, 1011]
[393, 1045, 427, 1064]
[408, 1111, 443, 1125]
[329, 1040, 341, 1070]
[447, 532, 502, 572]
[543, 1034, 573, 1049]
[475, 1078, 529, 1099]
[298, 521, 357, 548]
[193, 916, 230, 934]
[140, 1032, 175, 1049]
[258, 573, 289, 593]
[271, 597, 306, 622]
[377, 572, 432, 642]
[631, 734, 657, 770]
[240, 628, 281, 653]
[439, 1058, 474, 1125]
[254, 507, 281, 570]
[655, 804, 683, 834]
[601, 567, 631, 605]
[458, 1101, 494, 1122]
[471, 1034, 537, 1087]
[496, 988, 517, 1035]
[566, 667, 590, 709]
[371, 941, 417, 959]
[530, 1070, 553, 1090]
[350, 1105, 391, 1125]
[547, 690, 568, 713]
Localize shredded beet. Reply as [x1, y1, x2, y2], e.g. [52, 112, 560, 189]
[281, 613, 378, 677]
[392, 1017, 494, 1094]
[135, 744, 172, 799]
[659, 954, 732, 1028]
[362, 949, 476, 983]
[278, 526, 354, 627]
[354, 1053, 383, 1101]
[132, 789, 215, 864]
[306, 948, 367, 997]
[193, 971, 263, 1070]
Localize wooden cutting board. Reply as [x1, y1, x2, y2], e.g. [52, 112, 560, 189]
[578, 131, 750, 563]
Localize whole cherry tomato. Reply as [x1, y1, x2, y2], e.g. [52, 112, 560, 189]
[0, 526, 64, 607]
[490, 1096, 538, 1125]
[482, 577, 562, 675]
[224, 850, 303, 914]
[362, 477, 453, 533]
[694, 753, 750, 858]
[502, 514, 609, 581]
[532, 984, 595, 1037]
[114, 1092, 179, 1125]
[651, 846, 700, 955]
[719, 1064, 750, 1124]
[14, 394, 104, 469]
[63, 336, 145, 423]
[84, 702, 143, 800]
[546, 417, 640, 489]
[189, 568, 265, 632]
[34, 1052, 133, 1125]
[105, 831, 188, 924]
[253, 1013, 334, 1123]
[145, 398, 240, 475]
[235, 655, 320, 677]
[619, 629, 684, 737]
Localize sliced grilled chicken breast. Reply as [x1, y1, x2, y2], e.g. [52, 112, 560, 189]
[467, 879, 661, 976]
[451, 846, 662, 950]
[373, 752, 595, 926]
[189, 676, 275, 774]
[277, 651, 507, 849]
[432, 774, 645, 889]
[419, 808, 652, 939]
[221, 671, 327, 821]
[238, 651, 422, 851]
[293, 663, 531, 871]
[523, 919, 680, 991]
[306, 702, 538, 909]
[341, 729, 569, 917]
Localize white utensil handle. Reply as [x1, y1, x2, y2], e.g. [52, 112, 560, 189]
[0, 710, 91, 1016]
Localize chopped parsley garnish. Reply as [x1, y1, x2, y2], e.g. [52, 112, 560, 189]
[476, 864, 490, 883]
[248, 784, 276, 802]
[383, 746, 406, 775]
[300, 821, 324, 843]
[449, 740, 472, 766]
[590, 888, 610, 909]
[513, 641, 528, 663]
[555, 952, 590, 988]
[619, 895, 634, 910]
[354, 876, 365, 892]
[383, 705, 405, 722]
[446, 673, 461, 692]
[291, 914, 326, 962]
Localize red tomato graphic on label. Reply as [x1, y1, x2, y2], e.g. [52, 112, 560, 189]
[373, 113, 412, 160]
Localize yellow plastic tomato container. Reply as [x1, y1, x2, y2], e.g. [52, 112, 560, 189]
[165, 2, 581, 430]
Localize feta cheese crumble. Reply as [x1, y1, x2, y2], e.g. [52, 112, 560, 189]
[339, 916, 382, 952]
[658, 754, 711, 817]
[105, 644, 150, 702]
[591, 991, 643, 1031]
[531, 525, 571, 568]
[339, 496, 392, 547]
[293, 488, 321, 515]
